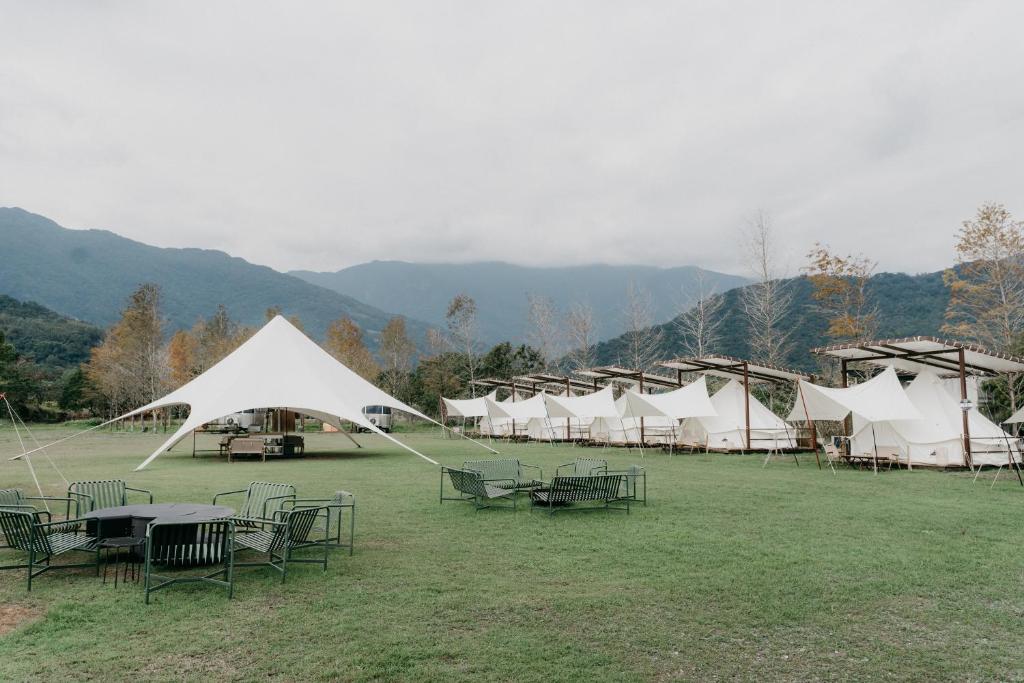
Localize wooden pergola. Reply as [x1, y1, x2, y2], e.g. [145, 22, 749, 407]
[658, 356, 810, 451]
[811, 336, 1024, 468]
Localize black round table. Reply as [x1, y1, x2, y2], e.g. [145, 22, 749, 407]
[84, 503, 235, 541]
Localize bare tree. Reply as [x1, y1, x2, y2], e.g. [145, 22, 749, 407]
[943, 202, 1024, 410]
[565, 302, 596, 372]
[675, 271, 723, 358]
[446, 294, 480, 396]
[526, 294, 562, 371]
[741, 211, 793, 366]
[378, 316, 417, 401]
[621, 281, 664, 371]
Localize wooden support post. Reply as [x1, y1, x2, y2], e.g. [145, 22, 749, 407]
[639, 372, 646, 445]
[743, 362, 751, 451]
[840, 359, 851, 455]
[960, 348, 972, 469]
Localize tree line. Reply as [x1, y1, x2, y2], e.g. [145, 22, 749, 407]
[3, 202, 1023, 422]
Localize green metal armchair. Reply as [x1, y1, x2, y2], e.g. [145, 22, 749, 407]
[463, 458, 544, 491]
[440, 467, 517, 510]
[234, 506, 329, 582]
[284, 491, 355, 555]
[213, 481, 296, 527]
[555, 457, 608, 477]
[66, 479, 153, 516]
[144, 519, 235, 604]
[0, 509, 99, 590]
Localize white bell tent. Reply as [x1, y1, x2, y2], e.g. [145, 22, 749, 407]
[441, 391, 497, 418]
[786, 367, 921, 425]
[680, 379, 797, 451]
[849, 369, 1019, 467]
[542, 386, 617, 440]
[121, 316, 465, 470]
[483, 393, 548, 438]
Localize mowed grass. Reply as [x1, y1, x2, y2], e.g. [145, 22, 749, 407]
[1, 425, 1024, 682]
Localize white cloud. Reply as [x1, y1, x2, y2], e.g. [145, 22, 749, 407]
[1, 1, 1022, 275]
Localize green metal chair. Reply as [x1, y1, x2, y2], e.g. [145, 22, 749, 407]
[608, 465, 647, 506]
[0, 509, 99, 590]
[213, 481, 296, 527]
[234, 506, 329, 582]
[555, 457, 608, 477]
[440, 467, 517, 510]
[463, 458, 544, 491]
[144, 519, 235, 604]
[66, 479, 153, 516]
[285, 491, 355, 555]
[529, 475, 630, 515]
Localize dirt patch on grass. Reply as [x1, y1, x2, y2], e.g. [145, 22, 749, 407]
[0, 603, 44, 637]
[136, 653, 239, 679]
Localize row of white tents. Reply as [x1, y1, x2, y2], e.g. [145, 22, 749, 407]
[442, 376, 800, 451]
[444, 365, 1023, 468]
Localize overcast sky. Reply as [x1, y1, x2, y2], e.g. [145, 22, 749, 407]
[2, 2, 1022, 277]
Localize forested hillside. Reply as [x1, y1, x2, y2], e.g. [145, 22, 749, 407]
[593, 271, 951, 371]
[0, 295, 102, 369]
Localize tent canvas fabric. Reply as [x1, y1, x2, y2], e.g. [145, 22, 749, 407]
[542, 387, 618, 442]
[786, 367, 921, 423]
[680, 379, 797, 451]
[442, 391, 497, 418]
[123, 316, 445, 470]
[590, 395, 678, 445]
[620, 376, 718, 420]
[850, 369, 1019, 467]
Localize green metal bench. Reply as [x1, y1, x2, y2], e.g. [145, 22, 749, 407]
[555, 457, 608, 477]
[144, 519, 235, 604]
[234, 506, 329, 582]
[285, 491, 356, 555]
[440, 467, 516, 510]
[463, 458, 544, 491]
[0, 509, 99, 590]
[213, 481, 296, 527]
[608, 465, 647, 506]
[530, 475, 629, 515]
[67, 479, 153, 516]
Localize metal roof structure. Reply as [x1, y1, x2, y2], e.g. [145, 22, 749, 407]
[578, 366, 683, 390]
[811, 337, 1024, 377]
[659, 355, 810, 384]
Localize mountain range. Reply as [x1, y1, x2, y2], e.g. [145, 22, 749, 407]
[0, 207, 432, 347]
[291, 261, 751, 345]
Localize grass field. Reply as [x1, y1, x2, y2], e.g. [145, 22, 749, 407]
[1, 425, 1023, 682]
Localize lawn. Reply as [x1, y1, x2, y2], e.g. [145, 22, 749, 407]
[1, 424, 1023, 682]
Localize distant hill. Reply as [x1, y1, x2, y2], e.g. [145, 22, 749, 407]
[291, 261, 752, 345]
[0, 208, 432, 347]
[592, 270, 951, 372]
[0, 294, 103, 369]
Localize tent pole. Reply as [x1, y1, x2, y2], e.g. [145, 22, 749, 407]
[192, 429, 196, 458]
[870, 423, 879, 475]
[959, 348, 973, 470]
[743, 362, 751, 451]
[797, 381, 826, 472]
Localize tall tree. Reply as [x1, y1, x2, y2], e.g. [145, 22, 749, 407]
[741, 211, 793, 366]
[0, 331, 38, 415]
[85, 283, 167, 416]
[564, 303, 596, 372]
[675, 272, 724, 358]
[324, 317, 380, 381]
[446, 294, 480, 395]
[620, 281, 664, 371]
[942, 203, 1024, 410]
[378, 316, 417, 401]
[478, 342, 545, 381]
[805, 244, 878, 341]
[526, 294, 562, 371]
[166, 329, 198, 389]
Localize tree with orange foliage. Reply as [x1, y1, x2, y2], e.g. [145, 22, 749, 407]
[324, 317, 380, 381]
[804, 244, 878, 342]
[166, 329, 198, 389]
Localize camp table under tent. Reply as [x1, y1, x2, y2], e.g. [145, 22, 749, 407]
[810, 336, 1024, 472]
